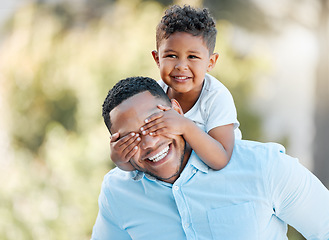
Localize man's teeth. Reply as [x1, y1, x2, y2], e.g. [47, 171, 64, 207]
[148, 146, 170, 162]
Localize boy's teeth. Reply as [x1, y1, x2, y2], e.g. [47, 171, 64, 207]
[148, 146, 170, 162]
[175, 76, 187, 79]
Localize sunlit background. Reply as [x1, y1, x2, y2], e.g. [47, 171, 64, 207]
[0, 0, 328, 239]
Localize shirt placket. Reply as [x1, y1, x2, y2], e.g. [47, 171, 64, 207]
[172, 168, 197, 240]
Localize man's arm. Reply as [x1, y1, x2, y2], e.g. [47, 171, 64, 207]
[266, 149, 329, 239]
[92, 211, 131, 240]
[91, 180, 132, 240]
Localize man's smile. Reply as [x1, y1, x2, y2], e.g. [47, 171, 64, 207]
[148, 145, 170, 162]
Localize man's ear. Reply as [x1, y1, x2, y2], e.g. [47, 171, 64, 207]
[207, 53, 219, 72]
[151, 50, 160, 68]
[171, 99, 184, 115]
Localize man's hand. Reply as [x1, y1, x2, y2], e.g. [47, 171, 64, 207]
[110, 132, 140, 171]
[140, 105, 188, 138]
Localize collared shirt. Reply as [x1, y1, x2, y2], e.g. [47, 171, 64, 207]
[91, 140, 329, 240]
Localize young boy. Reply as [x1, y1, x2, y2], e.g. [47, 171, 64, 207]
[109, 5, 241, 171]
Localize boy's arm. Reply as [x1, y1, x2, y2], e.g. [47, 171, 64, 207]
[183, 120, 234, 170]
[141, 104, 234, 170]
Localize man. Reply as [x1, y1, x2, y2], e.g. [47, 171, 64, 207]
[92, 76, 329, 240]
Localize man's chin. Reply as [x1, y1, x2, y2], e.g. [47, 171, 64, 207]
[144, 140, 187, 182]
[147, 168, 181, 182]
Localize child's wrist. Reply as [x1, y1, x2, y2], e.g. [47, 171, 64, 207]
[182, 118, 196, 137]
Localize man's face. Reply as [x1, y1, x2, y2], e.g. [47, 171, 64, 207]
[109, 91, 189, 183]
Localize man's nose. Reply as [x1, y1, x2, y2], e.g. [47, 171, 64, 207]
[140, 134, 159, 150]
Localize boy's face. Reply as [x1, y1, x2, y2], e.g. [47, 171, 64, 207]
[152, 32, 218, 95]
[109, 91, 190, 183]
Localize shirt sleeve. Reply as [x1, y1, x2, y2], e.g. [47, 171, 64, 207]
[91, 180, 132, 240]
[265, 147, 329, 239]
[205, 87, 239, 133]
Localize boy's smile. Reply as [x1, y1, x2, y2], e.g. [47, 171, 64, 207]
[153, 32, 218, 105]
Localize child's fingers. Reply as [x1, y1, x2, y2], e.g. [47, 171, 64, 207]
[157, 131, 177, 139]
[121, 135, 141, 156]
[114, 132, 138, 147]
[149, 128, 167, 136]
[124, 144, 140, 160]
[119, 134, 141, 151]
[112, 135, 141, 162]
[140, 117, 165, 134]
[144, 111, 163, 124]
[110, 132, 120, 142]
[157, 104, 171, 111]
[141, 123, 167, 136]
[111, 133, 139, 156]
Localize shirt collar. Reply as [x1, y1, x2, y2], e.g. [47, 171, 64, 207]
[132, 171, 157, 182]
[188, 150, 209, 173]
[131, 150, 209, 181]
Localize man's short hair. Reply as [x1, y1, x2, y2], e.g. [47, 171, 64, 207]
[156, 5, 217, 54]
[102, 76, 170, 132]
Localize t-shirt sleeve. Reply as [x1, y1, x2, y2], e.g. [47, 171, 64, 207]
[264, 147, 329, 239]
[157, 79, 168, 92]
[91, 178, 132, 240]
[205, 87, 239, 133]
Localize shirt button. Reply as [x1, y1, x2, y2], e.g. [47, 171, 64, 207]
[174, 186, 179, 191]
[184, 223, 190, 228]
[192, 169, 197, 174]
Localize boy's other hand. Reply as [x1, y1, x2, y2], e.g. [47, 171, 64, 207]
[110, 132, 140, 171]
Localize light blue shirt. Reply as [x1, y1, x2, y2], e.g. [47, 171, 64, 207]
[91, 140, 329, 240]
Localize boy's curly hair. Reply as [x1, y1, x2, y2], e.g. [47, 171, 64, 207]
[156, 5, 217, 54]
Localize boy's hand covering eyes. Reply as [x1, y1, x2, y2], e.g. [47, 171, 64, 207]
[109, 132, 140, 171]
[140, 105, 187, 138]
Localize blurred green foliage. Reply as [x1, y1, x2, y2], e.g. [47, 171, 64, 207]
[0, 0, 303, 239]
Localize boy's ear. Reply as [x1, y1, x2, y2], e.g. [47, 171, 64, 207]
[171, 99, 184, 115]
[207, 53, 219, 72]
[151, 50, 160, 68]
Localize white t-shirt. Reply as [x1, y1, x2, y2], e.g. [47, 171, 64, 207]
[158, 73, 242, 139]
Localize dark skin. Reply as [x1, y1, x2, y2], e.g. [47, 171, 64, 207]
[110, 32, 235, 171]
[109, 91, 191, 183]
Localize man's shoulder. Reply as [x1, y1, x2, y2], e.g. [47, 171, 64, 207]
[231, 140, 287, 168]
[234, 140, 286, 154]
[102, 168, 137, 188]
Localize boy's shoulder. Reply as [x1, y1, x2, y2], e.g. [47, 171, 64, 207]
[201, 74, 234, 102]
[204, 74, 229, 92]
[157, 79, 168, 91]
